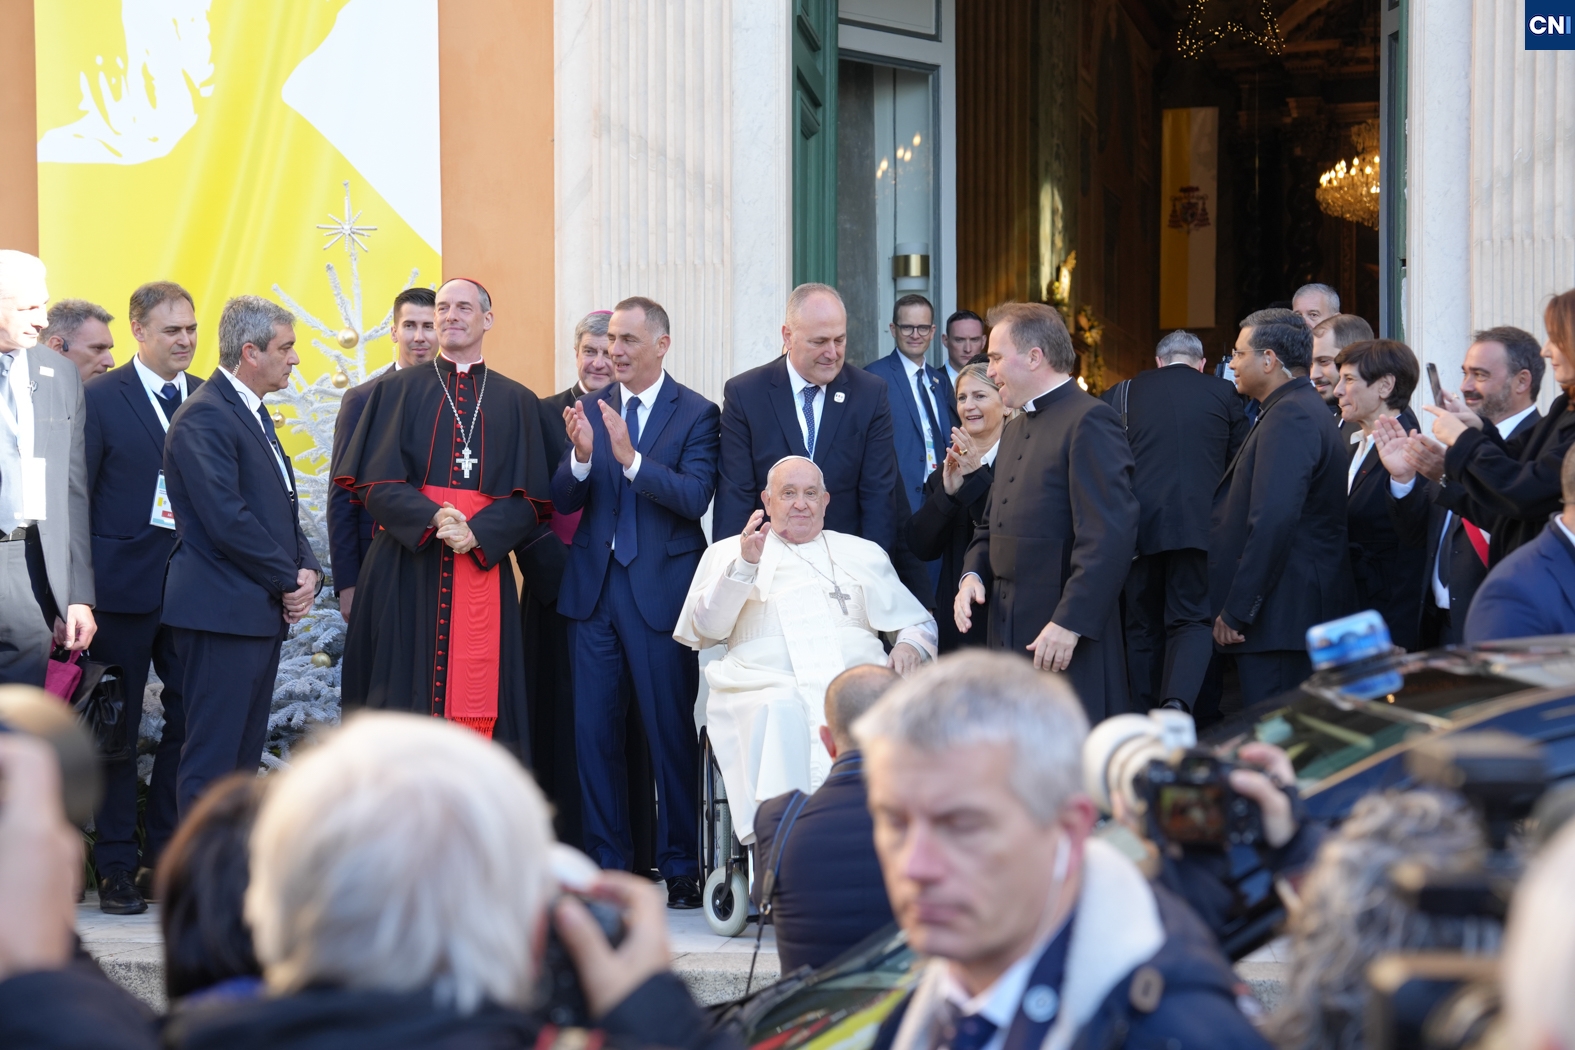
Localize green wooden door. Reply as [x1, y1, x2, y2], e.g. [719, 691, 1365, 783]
[1379, 0, 1407, 339]
[793, 0, 838, 288]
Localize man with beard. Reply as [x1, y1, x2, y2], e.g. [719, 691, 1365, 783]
[335, 278, 556, 760]
[1309, 313, 1373, 416]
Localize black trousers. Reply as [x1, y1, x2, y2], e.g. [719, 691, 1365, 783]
[89, 610, 187, 875]
[172, 625, 284, 817]
[0, 530, 56, 687]
[1235, 650, 1312, 707]
[1123, 549, 1213, 710]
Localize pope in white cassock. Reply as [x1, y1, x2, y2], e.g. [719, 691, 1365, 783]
[675, 456, 937, 842]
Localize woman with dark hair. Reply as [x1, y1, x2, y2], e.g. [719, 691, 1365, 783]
[906, 362, 1005, 652]
[1333, 338, 1426, 649]
[156, 772, 265, 1006]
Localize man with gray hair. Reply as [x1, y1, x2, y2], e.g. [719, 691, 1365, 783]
[0, 250, 96, 687]
[162, 293, 321, 814]
[860, 652, 1269, 1050]
[1291, 282, 1340, 327]
[39, 299, 116, 383]
[1103, 331, 1246, 715]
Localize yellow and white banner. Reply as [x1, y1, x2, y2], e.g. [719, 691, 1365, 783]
[34, 0, 441, 405]
[1158, 107, 1217, 330]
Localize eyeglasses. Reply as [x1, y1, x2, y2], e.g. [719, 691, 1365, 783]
[1229, 348, 1265, 361]
[895, 324, 935, 336]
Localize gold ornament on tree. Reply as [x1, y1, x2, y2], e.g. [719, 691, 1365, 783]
[270, 409, 286, 426]
[337, 327, 359, 349]
[332, 369, 350, 389]
[311, 651, 333, 668]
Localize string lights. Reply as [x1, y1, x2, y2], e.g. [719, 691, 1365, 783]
[1176, 0, 1284, 58]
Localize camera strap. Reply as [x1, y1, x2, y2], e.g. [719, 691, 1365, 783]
[746, 789, 811, 997]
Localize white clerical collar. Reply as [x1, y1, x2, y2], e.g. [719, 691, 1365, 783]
[785, 356, 825, 394]
[1022, 375, 1073, 414]
[621, 369, 666, 408]
[439, 352, 483, 374]
[218, 366, 263, 413]
[132, 354, 187, 398]
[980, 440, 1001, 467]
[1494, 403, 1536, 437]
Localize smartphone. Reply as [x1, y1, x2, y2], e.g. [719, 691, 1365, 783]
[1426, 362, 1444, 406]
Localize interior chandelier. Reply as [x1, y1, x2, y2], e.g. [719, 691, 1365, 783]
[1317, 121, 1380, 229]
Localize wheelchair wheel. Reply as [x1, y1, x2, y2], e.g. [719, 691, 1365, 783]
[703, 866, 750, 937]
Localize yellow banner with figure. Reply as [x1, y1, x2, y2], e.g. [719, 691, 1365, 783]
[1158, 107, 1217, 331]
[33, 0, 442, 449]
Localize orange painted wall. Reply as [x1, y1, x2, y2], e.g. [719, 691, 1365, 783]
[438, 0, 556, 395]
[0, 0, 39, 253]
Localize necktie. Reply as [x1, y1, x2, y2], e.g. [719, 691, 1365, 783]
[614, 395, 642, 566]
[940, 1008, 998, 1050]
[0, 354, 20, 526]
[915, 368, 947, 470]
[160, 381, 179, 402]
[256, 403, 294, 498]
[801, 386, 819, 457]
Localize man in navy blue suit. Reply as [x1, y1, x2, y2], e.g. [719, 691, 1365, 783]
[162, 295, 320, 816]
[752, 663, 897, 973]
[327, 286, 436, 622]
[863, 294, 960, 517]
[552, 296, 720, 908]
[83, 281, 201, 913]
[1465, 444, 1575, 643]
[713, 284, 900, 550]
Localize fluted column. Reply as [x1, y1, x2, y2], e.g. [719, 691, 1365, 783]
[554, 0, 791, 405]
[1470, 0, 1575, 407]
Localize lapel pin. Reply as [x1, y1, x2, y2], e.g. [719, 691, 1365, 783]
[834, 391, 846, 403]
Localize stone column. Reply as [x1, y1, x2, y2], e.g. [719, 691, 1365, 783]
[1469, 0, 1575, 408]
[554, 0, 792, 405]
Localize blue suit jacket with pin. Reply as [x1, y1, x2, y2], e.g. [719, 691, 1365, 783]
[551, 372, 720, 633]
[713, 355, 900, 547]
[863, 349, 960, 514]
[160, 370, 321, 638]
[84, 361, 204, 614]
[1464, 521, 1575, 644]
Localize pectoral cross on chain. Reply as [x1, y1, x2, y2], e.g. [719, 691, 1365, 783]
[828, 582, 853, 616]
[456, 445, 478, 479]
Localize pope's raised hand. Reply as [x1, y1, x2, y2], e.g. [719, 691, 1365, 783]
[740, 510, 768, 564]
[565, 404, 595, 464]
[598, 400, 636, 468]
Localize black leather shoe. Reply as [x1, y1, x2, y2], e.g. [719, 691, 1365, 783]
[134, 866, 157, 902]
[98, 870, 148, 915]
[1158, 699, 1191, 713]
[666, 875, 702, 910]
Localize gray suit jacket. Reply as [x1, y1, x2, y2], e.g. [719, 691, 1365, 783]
[20, 344, 94, 611]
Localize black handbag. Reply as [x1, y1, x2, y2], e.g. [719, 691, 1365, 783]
[60, 650, 131, 765]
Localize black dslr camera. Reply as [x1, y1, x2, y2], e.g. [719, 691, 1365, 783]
[539, 846, 628, 1027]
[1137, 751, 1266, 850]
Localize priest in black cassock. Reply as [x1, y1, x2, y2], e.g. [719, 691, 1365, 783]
[335, 278, 557, 760]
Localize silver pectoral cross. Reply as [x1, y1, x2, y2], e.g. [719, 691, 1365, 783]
[828, 582, 852, 615]
[456, 445, 477, 479]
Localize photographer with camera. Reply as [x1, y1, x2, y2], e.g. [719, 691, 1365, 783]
[1085, 711, 1325, 952]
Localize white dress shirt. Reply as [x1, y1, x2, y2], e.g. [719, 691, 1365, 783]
[219, 367, 292, 489]
[569, 369, 665, 484]
[0, 348, 38, 525]
[785, 357, 827, 452]
[936, 920, 1065, 1050]
[1348, 427, 1376, 493]
[132, 355, 188, 431]
[899, 351, 943, 474]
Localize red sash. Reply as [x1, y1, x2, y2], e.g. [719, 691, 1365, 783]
[1462, 519, 1491, 568]
[421, 485, 499, 738]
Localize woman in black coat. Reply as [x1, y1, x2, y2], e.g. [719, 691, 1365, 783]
[906, 362, 1007, 653]
[1333, 339, 1427, 650]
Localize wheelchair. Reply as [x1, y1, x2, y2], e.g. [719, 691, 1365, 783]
[699, 726, 752, 936]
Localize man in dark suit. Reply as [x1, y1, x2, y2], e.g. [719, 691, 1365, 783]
[863, 294, 960, 516]
[163, 295, 320, 815]
[753, 664, 897, 974]
[1210, 309, 1354, 704]
[713, 283, 900, 550]
[327, 286, 436, 622]
[83, 281, 201, 913]
[0, 251, 96, 687]
[1383, 327, 1544, 646]
[1464, 445, 1575, 643]
[1106, 331, 1246, 712]
[955, 302, 1138, 721]
[552, 296, 720, 908]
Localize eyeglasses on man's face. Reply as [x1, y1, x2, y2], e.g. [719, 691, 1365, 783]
[895, 324, 935, 336]
[1229, 348, 1266, 361]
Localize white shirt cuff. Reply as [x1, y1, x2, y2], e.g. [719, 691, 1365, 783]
[570, 452, 592, 480]
[895, 620, 939, 662]
[726, 557, 759, 581]
[1389, 476, 1418, 498]
[623, 451, 643, 481]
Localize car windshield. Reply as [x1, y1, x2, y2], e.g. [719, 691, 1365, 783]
[1208, 644, 1575, 787]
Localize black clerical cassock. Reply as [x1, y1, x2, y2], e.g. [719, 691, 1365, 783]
[334, 356, 554, 758]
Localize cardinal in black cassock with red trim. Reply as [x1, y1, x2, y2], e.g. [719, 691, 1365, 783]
[335, 278, 557, 761]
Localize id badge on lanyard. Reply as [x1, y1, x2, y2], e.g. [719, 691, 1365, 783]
[146, 386, 176, 529]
